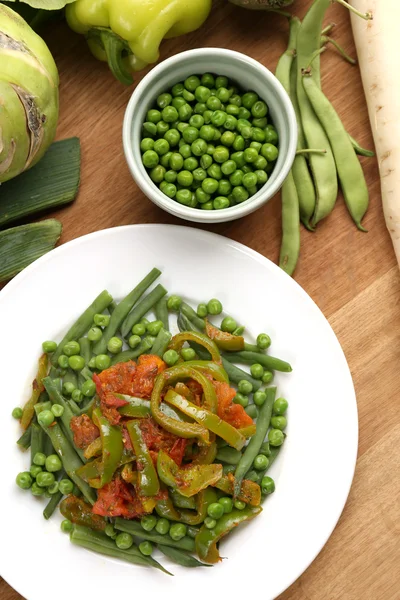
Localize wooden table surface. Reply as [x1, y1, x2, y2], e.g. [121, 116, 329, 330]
[2, 1, 400, 598]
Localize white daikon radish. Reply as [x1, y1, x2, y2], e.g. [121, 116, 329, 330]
[351, 1, 400, 266]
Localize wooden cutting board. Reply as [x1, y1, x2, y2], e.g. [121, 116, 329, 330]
[2, 1, 399, 598]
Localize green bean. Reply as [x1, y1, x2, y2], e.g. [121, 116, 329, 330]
[107, 300, 117, 314]
[43, 377, 86, 462]
[17, 423, 32, 450]
[80, 366, 93, 382]
[63, 369, 78, 390]
[263, 446, 281, 473]
[51, 290, 113, 365]
[180, 302, 206, 331]
[223, 351, 292, 372]
[43, 469, 65, 520]
[155, 297, 169, 331]
[71, 525, 171, 574]
[110, 337, 154, 366]
[216, 447, 242, 465]
[151, 328, 172, 358]
[49, 366, 60, 380]
[94, 269, 162, 353]
[78, 397, 95, 416]
[303, 72, 369, 231]
[43, 432, 55, 456]
[31, 423, 45, 464]
[67, 399, 80, 415]
[158, 545, 211, 568]
[349, 135, 375, 158]
[120, 283, 167, 339]
[39, 421, 96, 504]
[234, 387, 276, 496]
[79, 337, 92, 366]
[296, 0, 338, 226]
[279, 171, 301, 275]
[115, 518, 195, 551]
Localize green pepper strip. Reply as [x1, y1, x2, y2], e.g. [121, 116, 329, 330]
[88, 408, 123, 489]
[213, 475, 261, 506]
[156, 487, 218, 525]
[20, 353, 48, 430]
[60, 495, 106, 531]
[116, 396, 151, 418]
[150, 370, 209, 444]
[195, 505, 262, 564]
[164, 389, 246, 451]
[170, 489, 197, 510]
[126, 419, 160, 497]
[205, 320, 245, 352]
[191, 438, 217, 466]
[169, 332, 221, 364]
[238, 424, 257, 438]
[180, 360, 229, 383]
[163, 364, 219, 413]
[157, 450, 222, 498]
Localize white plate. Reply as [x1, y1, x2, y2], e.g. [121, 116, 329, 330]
[0, 225, 358, 600]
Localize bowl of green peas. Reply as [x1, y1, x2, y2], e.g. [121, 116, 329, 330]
[123, 48, 297, 223]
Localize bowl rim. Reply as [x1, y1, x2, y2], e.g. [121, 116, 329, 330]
[123, 47, 298, 224]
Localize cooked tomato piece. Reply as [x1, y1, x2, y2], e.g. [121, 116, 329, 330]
[97, 361, 137, 395]
[70, 414, 99, 449]
[140, 417, 187, 467]
[214, 381, 253, 429]
[92, 477, 167, 519]
[130, 354, 166, 398]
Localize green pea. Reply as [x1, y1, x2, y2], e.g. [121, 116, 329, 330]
[204, 517, 217, 529]
[59, 479, 74, 495]
[193, 85, 210, 103]
[157, 121, 170, 136]
[165, 170, 177, 184]
[192, 168, 207, 183]
[131, 323, 145, 336]
[219, 161, 235, 177]
[207, 298, 223, 315]
[201, 178, 218, 194]
[185, 75, 201, 92]
[251, 100, 268, 118]
[177, 122, 189, 133]
[254, 390, 267, 406]
[94, 354, 111, 371]
[254, 155, 268, 170]
[172, 96, 186, 109]
[50, 404, 64, 418]
[45, 454, 62, 473]
[273, 397, 288, 415]
[229, 170, 243, 187]
[57, 354, 69, 370]
[213, 196, 230, 210]
[245, 404, 258, 419]
[178, 103, 193, 121]
[224, 115, 237, 131]
[12, 407, 23, 419]
[200, 154, 213, 170]
[30, 465, 42, 479]
[169, 522, 187, 540]
[150, 165, 166, 183]
[251, 128, 265, 144]
[255, 170, 268, 186]
[142, 121, 157, 137]
[147, 109, 162, 123]
[172, 82, 184, 96]
[147, 320, 163, 336]
[164, 129, 180, 147]
[238, 107, 251, 120]
[116, 532, 133, 550]
[211, 110, 226, 128]
[195, 188, 210, 204]
[261, 476, 275, 495]
[218, 180, 232, 196]
[183, 157, 198, 171]
[201, 73, 215, 88]
[94, 314, 110, 327]
[108, 336, 123, 355]
[214, 76, 227, 89]
[213, 146, 229, 164]
[81, 380, 96, 398]
[250, 363, 264, 379]
[68, 355, 85, 371]
[229, 94, 242, 107]
[242, 92, 258, 109]
[264, 125, 279, 144]
[177, 170, 193, 187]
[262, 371, 274, 385]
[199, 125, 215, 142]
[207, 164, 222, 180]
[31, 482, 45, 496]
[157, 93, 172, 109]
[194, 102, 206, 115]
[167, 295, 182, 311]
[268, 428, 284, 447]
[234, 500, 246, 510]
[36, 471, 55, 488]
[271, 415, 287, 431]
[215, 87, 231, 103]
[238, 379, 253, 394]
[188, 114, 204, 129]
[153, 139, 169, 157]
[72, 389, 83, 403]
[163, 349, 179, 366]
[253, 453, 269, 471]
[139, 541, 153, 556]
[231, 151, 245, 169]
[155, 518, 170, 535]
[179, 144, 192, 160]
[197, 303, 208, 317]
[250, 141, 262, 153]
[242, 165, 253, 175]
[218, 496, 233, 514]
[219, 131, 235, 147]
[242, 172, 258, 190]
[16, 472, 32, 490]
[60, 519, 73, 533]
[203, 110, 213, 124]
[182, 126, 199, 144]
[38, 410, 54, 427]
[242, 125, 254, 140]
[175, 189, 191, 205]
[234, 393, 249, 408]
[225, 104, 239, 117]
[88, 327, 102, 342]
[169, 152, 184, 171]
[261, 143, 279, 161]
[232, 186, 249, 203]
[63, 341, 80, 357]
[207, 144, 215, 155]
[207, 502, 224, 520]
[141, 514, 157, 532]
[162, 105, 178, 123]
[253, 116, 268, 129]
[181, 347, 196, 361]
[42, 340, 57, 353]
[201, 201, 214, 210]
[104, 524, 116, 538]
[205, 96, 221, 111]
[126, 334, 141, 350]
[244, 147, 259, 163]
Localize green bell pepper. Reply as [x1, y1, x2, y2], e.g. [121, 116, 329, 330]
[20, 353, 48, 430]
[205, 320, 245, 352]
[213, 475, 261, 506]
[126, 419, 160, 497]
[156, 487, 218, 525]
[88, 408, 123, 489]
[195, 505, 262, 563]
[66, 0, 212, 85]
[169, 332, 221, 364]
[157, 450, 222, 498]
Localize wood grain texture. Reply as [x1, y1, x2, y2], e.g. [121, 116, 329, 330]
[2, 0, 399, 598]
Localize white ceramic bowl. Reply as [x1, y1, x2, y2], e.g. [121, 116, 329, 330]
[123, 48, 297, 224]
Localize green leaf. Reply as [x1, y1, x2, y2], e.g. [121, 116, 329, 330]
[5, 0, 77, 10]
